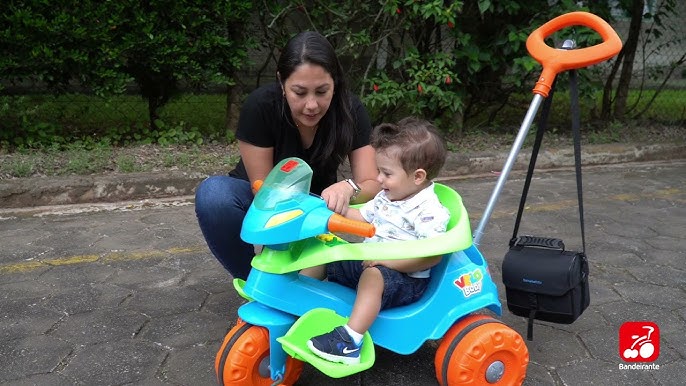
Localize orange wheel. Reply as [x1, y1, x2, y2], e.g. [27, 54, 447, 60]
[435, 315, 529, 385]
[215, 319, 247, 377]
[215, 321, 303, 385]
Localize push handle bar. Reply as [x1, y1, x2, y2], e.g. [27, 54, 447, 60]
[526, 11, 622, 97]
[328, 213, 376, 238]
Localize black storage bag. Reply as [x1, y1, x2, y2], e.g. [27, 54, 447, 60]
[502, 237, 589, 335]
[501, 70, 590, 340]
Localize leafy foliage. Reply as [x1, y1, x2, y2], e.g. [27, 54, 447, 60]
[252, 0, 605, 131]
[1, 0, 256, 130]
[1, 0, 683, 152]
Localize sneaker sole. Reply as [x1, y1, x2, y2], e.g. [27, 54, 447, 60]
[306, 340, 360, 366]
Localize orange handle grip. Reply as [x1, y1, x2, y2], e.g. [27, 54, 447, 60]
[526, 11, 622, 97]
[328, 213, 375, 238]
[251, 179, 263, 194]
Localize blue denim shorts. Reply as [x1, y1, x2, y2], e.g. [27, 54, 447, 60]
[326, 260, 429, 310]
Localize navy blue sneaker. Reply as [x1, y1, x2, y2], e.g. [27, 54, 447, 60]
[307, 326, 362, 365]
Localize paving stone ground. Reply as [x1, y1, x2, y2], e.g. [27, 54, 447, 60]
[0, 159, 684, 385]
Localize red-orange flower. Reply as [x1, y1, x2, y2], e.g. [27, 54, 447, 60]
[417, 84, 423, 93]
[373, 84, 379, 92]
[447, 21, 455, 29]
[445, 76, 452, 85]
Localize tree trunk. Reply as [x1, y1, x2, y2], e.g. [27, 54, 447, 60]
[600, 48, 623, 120]
[148, 97, 160, 131]
[225, 84, 242, 132]
[614, 0, 645, 119]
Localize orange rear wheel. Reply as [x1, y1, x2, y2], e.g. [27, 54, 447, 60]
[215, 321, 303, 385]
[435, 315, 528, 385]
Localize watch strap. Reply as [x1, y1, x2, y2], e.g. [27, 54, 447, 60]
[345, 179, 361, 199]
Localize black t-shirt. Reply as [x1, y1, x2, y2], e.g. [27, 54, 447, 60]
[229, 82, 372, 194]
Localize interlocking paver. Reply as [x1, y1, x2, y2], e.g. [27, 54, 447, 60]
[0, 159, 684, 385]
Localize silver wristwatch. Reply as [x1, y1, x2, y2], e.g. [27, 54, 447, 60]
[345, 178, 361, 200]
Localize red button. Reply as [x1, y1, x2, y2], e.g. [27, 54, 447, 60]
[280, 159, 299, 172]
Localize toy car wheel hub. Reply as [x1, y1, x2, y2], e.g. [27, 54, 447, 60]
[485, 360, 505, 383]
[258, 357, 271, 378]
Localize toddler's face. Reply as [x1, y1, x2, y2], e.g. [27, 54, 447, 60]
[374, 148, 421, 202]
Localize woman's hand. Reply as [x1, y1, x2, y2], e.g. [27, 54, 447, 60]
[321, 180, 356, 215]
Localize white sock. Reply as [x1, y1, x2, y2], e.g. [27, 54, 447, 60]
[344, 324, 364, 346]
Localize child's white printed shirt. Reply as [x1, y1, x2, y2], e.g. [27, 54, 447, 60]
[359, 182, 451, 278]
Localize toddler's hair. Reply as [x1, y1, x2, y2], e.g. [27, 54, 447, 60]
[370, 117, 447, 179]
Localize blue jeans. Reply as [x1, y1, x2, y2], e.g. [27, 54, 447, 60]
[326, 260, 430, 310]
[195, 176, 254, 280]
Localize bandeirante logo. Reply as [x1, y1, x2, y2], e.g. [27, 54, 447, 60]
[619, 321, 660, 362]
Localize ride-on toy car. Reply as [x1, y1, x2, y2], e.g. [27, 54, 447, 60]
[214, 11, 622, 385]
[214, 157, 528, 385]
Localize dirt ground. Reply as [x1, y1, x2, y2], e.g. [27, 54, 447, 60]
[1, 123, 683, 180]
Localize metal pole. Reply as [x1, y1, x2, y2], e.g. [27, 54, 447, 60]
[472, 93, 545, 246]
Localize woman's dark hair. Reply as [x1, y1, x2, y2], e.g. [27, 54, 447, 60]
[371, 117, 447, 180]
[277, 31, 354, 169]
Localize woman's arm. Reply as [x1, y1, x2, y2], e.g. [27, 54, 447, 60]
[320, 144, 380, 215]
[238, 140, 274, 189]
[348, 144, 381, 204]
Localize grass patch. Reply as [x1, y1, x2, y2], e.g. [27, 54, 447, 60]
[2, 88, 684, 151]
[0, 126, 683, 180]
[115, 154, 141, 173]
[476, 88, 685, 134]
[0, 93, 227, 149]
[6, 157, 35, 177]
[1, 93, 227, 135]
[0, 89, 683, 179]
[0, 144, 240, 179]
[63, 148, 111, 175]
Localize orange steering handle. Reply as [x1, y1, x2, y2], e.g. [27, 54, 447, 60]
[251, 179, 264, 194]
[526, 11, 622, 97]
[328, 213, 376, 238]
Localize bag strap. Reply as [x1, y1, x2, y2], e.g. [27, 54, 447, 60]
[510, 81, 557, 240]
[527, 296, 537, 341]
[510, 70, 586, 254]
[570, 69, 587, 254]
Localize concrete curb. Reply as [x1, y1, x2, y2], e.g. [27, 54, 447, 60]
[1, 142, 684, 209]
[442, 142, 686, 175]
[0, 171, 206, 209]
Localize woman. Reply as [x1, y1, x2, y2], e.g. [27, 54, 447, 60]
[195, 31, 381, 280]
